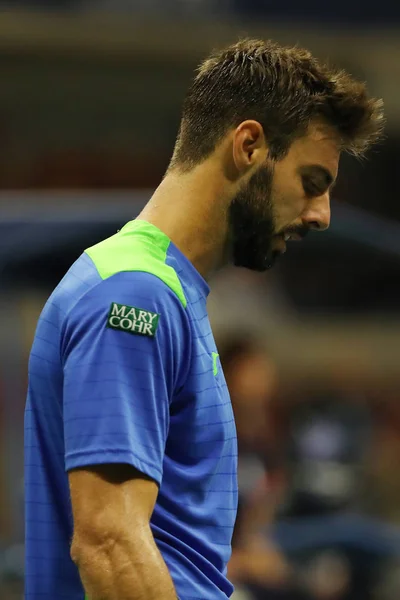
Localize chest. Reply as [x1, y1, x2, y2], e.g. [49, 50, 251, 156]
[168, 308, 237, 464]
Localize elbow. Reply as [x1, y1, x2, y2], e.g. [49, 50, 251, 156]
[70, 536, 91, 568]
[70, 529, 121, 596]
[70, 508, 152, 576]
[70, 520, 147, 570]
[70, 535, 92, 569]
[70, 537, 80, 567]
[70, 523, 119, 570]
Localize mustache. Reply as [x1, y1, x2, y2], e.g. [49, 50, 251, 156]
[282, 224, 310, 239]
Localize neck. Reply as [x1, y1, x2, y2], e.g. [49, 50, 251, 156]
[138, 161, 233, 280]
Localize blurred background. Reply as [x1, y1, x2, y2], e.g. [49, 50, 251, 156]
[1, 2, 400, 599]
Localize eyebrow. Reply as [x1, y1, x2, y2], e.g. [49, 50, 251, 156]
[302, 165, 336, 189]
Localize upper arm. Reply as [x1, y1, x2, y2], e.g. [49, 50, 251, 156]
[69, 464, 158, 551]
[62, 271, 190, 485]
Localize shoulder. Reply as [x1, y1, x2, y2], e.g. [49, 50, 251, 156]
[66, 270, 189, 336]
[62, 221, 193, 349]
[85, 220, 187, 309]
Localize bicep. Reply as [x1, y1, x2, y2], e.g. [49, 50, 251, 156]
[62, 273, 188, 485]
[69, 464, 158, 546]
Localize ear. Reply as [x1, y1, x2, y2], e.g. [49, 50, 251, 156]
[232, 120, 267, 175]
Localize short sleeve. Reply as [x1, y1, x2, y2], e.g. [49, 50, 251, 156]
[61, 271, 191, 485]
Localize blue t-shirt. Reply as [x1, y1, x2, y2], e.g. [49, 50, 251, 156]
[25, 220, 238, 599]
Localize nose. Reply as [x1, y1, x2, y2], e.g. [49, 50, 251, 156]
[301, 193, 331, 232]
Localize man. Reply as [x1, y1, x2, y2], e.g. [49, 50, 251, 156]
[25, 38, 383, 600]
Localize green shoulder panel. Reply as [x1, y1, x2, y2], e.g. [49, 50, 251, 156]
[85, 219, 187, 308]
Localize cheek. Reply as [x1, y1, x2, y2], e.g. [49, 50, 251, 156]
[272, 172, 306, 224]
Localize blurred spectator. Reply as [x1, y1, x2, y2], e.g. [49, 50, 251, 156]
[281, 391, 372, 517]
[219, 336, 295, 599]
[219, 341, 400, 600]
[366, 393, 400, 523]
[271, 386, 400, 600]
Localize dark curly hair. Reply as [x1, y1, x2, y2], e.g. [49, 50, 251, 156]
[170, 38, 384, 171]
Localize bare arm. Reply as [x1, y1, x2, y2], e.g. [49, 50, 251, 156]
[69, 464, 177, 600]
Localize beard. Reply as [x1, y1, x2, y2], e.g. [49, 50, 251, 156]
[228, 163, 281, 272]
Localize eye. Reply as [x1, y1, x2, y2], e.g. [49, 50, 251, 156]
[303, 177, 322, 197]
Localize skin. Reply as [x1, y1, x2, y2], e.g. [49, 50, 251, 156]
[70, 465, 177, 600]
[141, 118, 339, 277]
[69, 118, 340, 600]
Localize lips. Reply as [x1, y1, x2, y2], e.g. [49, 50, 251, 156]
[275, 229, 306, 253]
[282, 231, 306, 242]
[273, 236, 287, 254]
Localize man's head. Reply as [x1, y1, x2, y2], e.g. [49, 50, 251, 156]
[169, 39, 384, 271]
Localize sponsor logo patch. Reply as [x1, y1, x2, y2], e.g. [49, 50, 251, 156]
[107, 302, 160, 337]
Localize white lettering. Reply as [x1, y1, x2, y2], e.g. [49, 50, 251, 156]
[131, 320, 144, 333]
[120, 318, 132, 330]
[111, 304, 125, 317]
[142, 323, 153, 336]
[108, 306, 157, 336]
[125, 307, 138, 319]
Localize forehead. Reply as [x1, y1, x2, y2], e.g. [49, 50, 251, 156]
[285, 123, 341, 179]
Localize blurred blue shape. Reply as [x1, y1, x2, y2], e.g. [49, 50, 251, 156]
[271, 513, 400, 556]
[1, 194, 400, 268]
